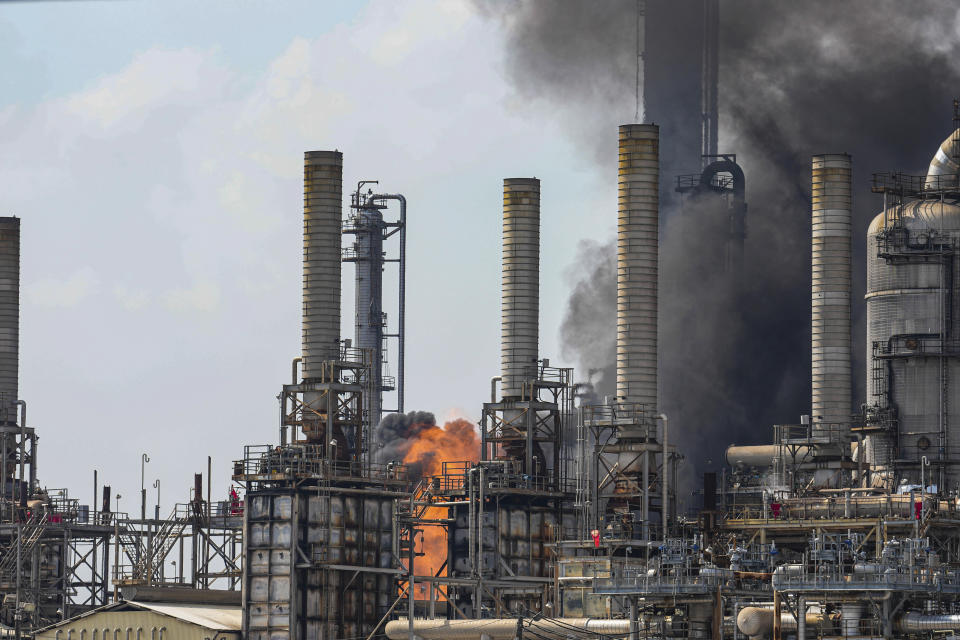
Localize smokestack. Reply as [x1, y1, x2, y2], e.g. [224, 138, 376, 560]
[0, 218, 18, 424]
[811, 154, 852, 435]
[501, 178, 540, 399]
[302, 151, 343, 379]
[616, 125, 659, 408]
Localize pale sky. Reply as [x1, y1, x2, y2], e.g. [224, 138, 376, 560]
[1, 1, 627, 516]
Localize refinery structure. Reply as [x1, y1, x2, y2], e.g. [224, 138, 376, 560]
[8, 3, 960, 640]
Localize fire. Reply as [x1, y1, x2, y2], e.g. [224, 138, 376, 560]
[401, 418, 479, 584]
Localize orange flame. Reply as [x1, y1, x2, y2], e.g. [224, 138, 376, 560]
[402, 418, 479, 586]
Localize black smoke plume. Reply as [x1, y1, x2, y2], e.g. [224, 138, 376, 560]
[476, 0, 960, 492]
[375, 410, 438, 476]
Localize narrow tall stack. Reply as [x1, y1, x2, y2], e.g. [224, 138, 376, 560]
[501, 178, 540, 400]
[302, 151, 343, 379]
[0, 218, 18, 424]
[811, 154, 852, 435]
[616, 125, 659, 409]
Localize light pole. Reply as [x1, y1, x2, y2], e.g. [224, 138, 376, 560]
[153, 479, 160, 520]
[113, 494, 122, 601]
[140, 453, 150, 520]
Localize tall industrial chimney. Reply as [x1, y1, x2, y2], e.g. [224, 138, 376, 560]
[0, 218, 18, 424]
[811, 154, 852, 436]
[302, 151, 343, 380]
[617, 125, 659, 409]
[501, 178, 540, 400]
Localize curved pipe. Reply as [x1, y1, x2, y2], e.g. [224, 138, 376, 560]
[699, 159, 745, 201]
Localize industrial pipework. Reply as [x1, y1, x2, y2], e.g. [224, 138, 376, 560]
[617, 124, 659, 408]
[501, 178, 540, 400]
[302, 150, 343, 378]
[811, 153, 852, 436]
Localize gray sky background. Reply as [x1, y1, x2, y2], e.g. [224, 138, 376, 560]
[0, 1, 629, 515]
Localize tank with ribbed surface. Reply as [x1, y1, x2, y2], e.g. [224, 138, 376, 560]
[500, 178, 540, 399]
[616, 124, 659, 409]
[811, 154, 852, 436]
[302, 151, 343, 379]
[866, 195, 960, 486]
[0, 218, 17, 425]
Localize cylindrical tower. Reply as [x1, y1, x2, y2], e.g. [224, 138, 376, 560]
[0, 218, 18, 425]
[811, 154, 852, 437]
[616, 124, 659, 408]
[302, 151, 343, 379]
[354, 201, 386, 427]
[866, 198, 960, 488]
[501, 178, 540, 400]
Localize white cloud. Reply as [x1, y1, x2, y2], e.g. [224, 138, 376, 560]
[63, 48, 228, 130]
[162, 280, 220, 313]
[25, 267, 100, 308]
[114, 285, 151, 311]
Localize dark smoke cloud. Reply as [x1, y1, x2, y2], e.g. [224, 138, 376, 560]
[477, 0, 960, 491]
[559, 239, 617, 399]
[376, 410, 437, 465]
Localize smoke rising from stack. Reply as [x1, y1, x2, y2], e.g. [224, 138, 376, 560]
[475, 0, 960, 488]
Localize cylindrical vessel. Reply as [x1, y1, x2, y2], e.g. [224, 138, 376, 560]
[354, 203, 386, 427]
[866, 199, 960, 487]
[302, 151, 343, 378]
[501, 178, 540, 399]
[898, 612, 960, 632]
[0, 218, 18, 424]
[616, 124, 659, 409]
[811, 154, 852, 436]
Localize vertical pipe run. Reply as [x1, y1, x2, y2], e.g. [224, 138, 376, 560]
[0, 218, 19, 425]
[303, 151, 344, 378]
[811, 154, 852, 437]
[617, 125, 659, 409]
[501, 179, 540, 399]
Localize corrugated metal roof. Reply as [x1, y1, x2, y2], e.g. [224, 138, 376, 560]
[35, 600, 242, 635]
[127, 601, 242, 630]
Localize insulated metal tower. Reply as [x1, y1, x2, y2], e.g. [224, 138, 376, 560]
[343, 185, 406, 432]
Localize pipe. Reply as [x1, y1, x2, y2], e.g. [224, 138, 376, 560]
[302, 150, 343, 377]
[925, 126, 960, 189]
[811, 153, 852, 438]
[385, 618, 632, 640]
[725, 445, 810, 468]
[617, 125, 659, 408]
[490, 377, 500, 403]
[736, 608, 822, 637]
[372, 193, 407, 413]
[897, 612, 960, 632]
[659, 413, 668, 536]
[501, 178, 539, 400]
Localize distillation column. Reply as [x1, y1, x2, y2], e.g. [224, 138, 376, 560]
[811, 154, 852, 437]
[501, 178, 540, 401]
[617, 124, 659, 409]
[353, 201, 386, 429]
[0, 218, 17, 426]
